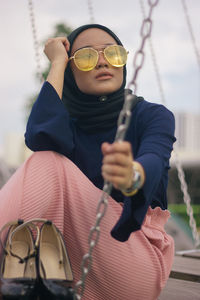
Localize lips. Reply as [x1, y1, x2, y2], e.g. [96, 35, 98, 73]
[95, 71, 113, 80]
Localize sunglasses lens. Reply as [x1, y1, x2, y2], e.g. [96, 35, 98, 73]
[105, 45, 127, 67]
[74, 48, 98, 71]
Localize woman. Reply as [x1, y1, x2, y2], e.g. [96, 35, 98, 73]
[0, 24, 176, 299]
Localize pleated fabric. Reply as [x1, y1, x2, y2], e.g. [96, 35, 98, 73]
[0, 151, 174, 300]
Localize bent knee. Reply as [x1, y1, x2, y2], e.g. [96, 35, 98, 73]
[26, 150, 75, 172]
[29, 150, 64, 163]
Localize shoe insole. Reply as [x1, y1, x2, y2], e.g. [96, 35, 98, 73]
[40, 243, 71, 280]
[4, 241, 29, 278]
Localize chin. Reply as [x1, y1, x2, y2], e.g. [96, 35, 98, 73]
[90, 84, 120, 96]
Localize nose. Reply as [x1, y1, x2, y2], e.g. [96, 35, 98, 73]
[95, 51, 109, 69]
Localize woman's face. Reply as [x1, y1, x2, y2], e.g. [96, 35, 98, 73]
[70, 28, 124, 96]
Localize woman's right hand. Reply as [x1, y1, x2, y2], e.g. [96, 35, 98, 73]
[44, 37, 70, 67]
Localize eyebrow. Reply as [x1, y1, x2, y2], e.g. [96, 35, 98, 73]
[74, 43, 115, 52]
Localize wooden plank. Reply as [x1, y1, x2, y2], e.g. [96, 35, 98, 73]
[176, 249, 200, 259]
[170, 256, 200, 282]
[158, 278, 200, 300]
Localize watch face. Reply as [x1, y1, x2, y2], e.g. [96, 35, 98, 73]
[123, 167, 142, 195]
[132, 170, 141, 190]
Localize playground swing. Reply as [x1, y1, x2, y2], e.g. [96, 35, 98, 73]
[138, 2, 200, 298]
[140, 0, 200, 250]
[27, 0, 200, 299]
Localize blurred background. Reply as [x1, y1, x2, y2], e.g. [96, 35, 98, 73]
[0, 0, 199, 250]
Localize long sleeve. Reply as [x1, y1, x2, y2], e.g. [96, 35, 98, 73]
[136, 104, 175, 202]
[25, 81, 74, 158]
[111, 102, 176, 241]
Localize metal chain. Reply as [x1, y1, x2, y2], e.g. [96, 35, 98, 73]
[173, 150, 200, 247]
[87, 0, 95, 23]
[74, 1, 159, 298]
[139, 0, 166, 105]
[181, 0, 200, 73]
[140, 0, 200, 247]
[128, 0, 159, 94]
[28, 0, 44, 83]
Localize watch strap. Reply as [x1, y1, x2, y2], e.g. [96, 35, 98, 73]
[121, 163, 142, 196]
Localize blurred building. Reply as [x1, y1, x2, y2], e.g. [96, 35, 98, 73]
[175, 112, 200, 152]
[0, 158, 14, 188]
[168, 112, 200, 204]
[3, 133, 25, 168]
[0, 132, 32, 188]
[172, 112, 200, 167]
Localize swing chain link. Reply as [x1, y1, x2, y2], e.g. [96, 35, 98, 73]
[28, 0, 44, 83]
[73, 183, 112, 300]
[128, 0, 159, 94]
[74, 1, 159, 299]
[87, 0, 95, 23]
[140, 0, 200, 247]
[173, 151, 200, 247]
[181, 0, 200, 72]
[139, 0, 166, 105]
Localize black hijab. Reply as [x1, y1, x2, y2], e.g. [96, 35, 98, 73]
[62, 24, 128, 133]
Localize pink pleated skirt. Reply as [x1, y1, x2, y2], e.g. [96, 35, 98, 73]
[0, 151, 174, 300]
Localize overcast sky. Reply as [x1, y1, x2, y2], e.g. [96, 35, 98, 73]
[0, 0, 199, 153]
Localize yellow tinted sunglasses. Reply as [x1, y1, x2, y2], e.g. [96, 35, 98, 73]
[69, 45, 128, 71]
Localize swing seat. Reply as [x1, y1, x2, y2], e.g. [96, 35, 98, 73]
[159, 251, 200, 299]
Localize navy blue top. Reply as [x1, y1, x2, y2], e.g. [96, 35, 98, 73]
[25, 81, 176, 242]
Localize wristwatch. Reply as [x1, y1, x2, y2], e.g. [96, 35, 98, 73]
[122, 164, 142, 196]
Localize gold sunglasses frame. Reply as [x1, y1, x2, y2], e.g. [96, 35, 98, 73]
[68, 45, 129, 71]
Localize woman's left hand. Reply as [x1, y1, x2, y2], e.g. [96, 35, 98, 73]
[101, 141, 134, 191]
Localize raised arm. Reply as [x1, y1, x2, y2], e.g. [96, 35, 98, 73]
[44, 37, 70, 99]
[25, 37, 74, 157]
